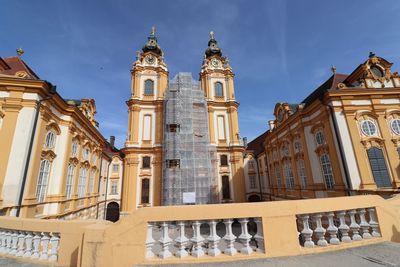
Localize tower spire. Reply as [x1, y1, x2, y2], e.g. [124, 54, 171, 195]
[205, 30, 222, 58]
[142, 26, 162, 55]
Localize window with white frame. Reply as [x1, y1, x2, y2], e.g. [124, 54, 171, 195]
[88, 170, 95, 193]
[112, 164, 119, 173]
[315, 130, 325, 146]
[36, 160, 50, 203]
[249, 175, 257, 189]
[320, 153, 335, 190]
[144, 79, 154, 95]
[82, 148, 90, 161]
[44, 131, 56, 149]
[77, 167, 88, 198]
[360, 119, 377, 136]
[390, 119, 400, 135]
[71, 141, 78, 157]
[214, 82, 223, 97]
[111, 181, 118, 195]
[284, 162, 295, 189]
[275, 166, 282, 189]
[65, 164, 75, 199]
[297, 159, 307, 190]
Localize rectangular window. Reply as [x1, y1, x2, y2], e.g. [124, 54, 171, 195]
[65, 165, 75, 199]
[284, 163, 295, 189]
[367, 147, 392, 187]
[36, 160, 50, 203]
[142, 156, 151, 169]
[88, 170, 95, 193]
[220, 155, 228, 166]
[222, 175, 231, 200]
[217, 115, 226, 140]
[112, 164, 119, 173]
[110, 181, 118, 195]
[320, 154, 335, 190]
[275, 166, 282, 189]
[141, 179, 150, 204]
[77, 167, 87, 199]
[297, 159, 307, 190]
[249, 175, 257, 189]
[143, 115, 152, 141]
[168, 124, 180, 133]
[167, 159, 180, 169]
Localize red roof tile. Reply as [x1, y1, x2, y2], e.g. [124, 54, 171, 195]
[0, 56, 40, 79]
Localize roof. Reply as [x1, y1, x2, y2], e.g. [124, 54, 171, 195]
[246, 130, 269, 156]
[0, 56, 40, 79]
[301, 73, 348, 107]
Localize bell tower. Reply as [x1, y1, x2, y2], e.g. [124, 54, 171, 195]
[122, 27, 168, 211]
[200, 32, 246, 203]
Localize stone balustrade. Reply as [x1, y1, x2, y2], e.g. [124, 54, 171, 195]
[145, 218, 264, 259]
[297, 207, 381, 248]
[0, 230, 60, 262]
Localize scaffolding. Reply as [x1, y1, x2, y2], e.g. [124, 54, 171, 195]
[162, 73, 218, 205]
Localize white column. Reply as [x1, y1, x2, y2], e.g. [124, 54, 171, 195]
[367, 208, 381, 237]
[145, 223, 155, 259]
[238, 218, 253, 254]
[16, 231, 25, 257]
[298, 215, 314, 248]
[23, 232, 33, 258]
[223, 219, 237, 255]
[31, 232, 41, 259]
[207, 220, 221, 257]
[190, 221, 205, 258]
[326, 212, 339, 245]
[348, 209, 362, 241]
[254, 218, 264, 252]
[49, 233, 60, 262]
[175, 221, 189, 258]
[158, 222, 172, 259]
[312, 213, 328, 247]
[357, 209, 372, 239]
[39, 232, 50, 260]
[336, 211, 351, 243]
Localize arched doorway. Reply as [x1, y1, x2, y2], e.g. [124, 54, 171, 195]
[106, 202, 120, 222]
[248, 194, 261, 202]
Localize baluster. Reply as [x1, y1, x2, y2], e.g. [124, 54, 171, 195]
[223, 219, 237, 255]
[367, 208, 381, 237]
[158, 222, 172, 259]
[16, 231, 26, 257]
[40, 232, 50, 260]
[10, 230, 18, 255]
[254, 218, 264, 252]
[5, 231, 12, 253]
[238, 218, 253, 254]
[348, 209, 362, 241]
[312, 213, 328, 246]
[31, 232, 41, 259]
[207, 220, 221, 256]
[336, 211, 351, 243]
[191, 221, 205, 257]
[23, 232, 33, 258]
[49, 233, 60, 262]
[0, 230, 6, 253]
[145, 223, 155, 258]
[174, 221, 188, 258]
[326, 212, 339, 245]
[357, 209, 372, 239]
[298, 215, 314, 248]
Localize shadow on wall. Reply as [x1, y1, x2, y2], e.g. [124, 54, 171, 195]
[391, 225, 400, 242]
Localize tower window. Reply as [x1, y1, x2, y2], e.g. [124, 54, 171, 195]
[167, 159, 180, 168]
[220, 155, 228, 166]
[144, 79, 154, 95]
[141, 178, 150, 204]
[142, 156, 151, 169]
[222, 175, 231, 200]
[168, 124, 180, 132]
[214, 82, 223, 97]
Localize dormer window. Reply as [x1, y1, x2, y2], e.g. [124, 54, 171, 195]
[370, 66, 384, 78]
[144, 79, 154, 95]
[214, 82, 223, 97]
[44, 131, 56, 149]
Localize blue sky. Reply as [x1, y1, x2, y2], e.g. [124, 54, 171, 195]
[2, 0, 400, 147]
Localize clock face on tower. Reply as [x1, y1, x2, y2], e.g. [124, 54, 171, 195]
[211, 58, 220, 67]
[145, 55, 155, 65]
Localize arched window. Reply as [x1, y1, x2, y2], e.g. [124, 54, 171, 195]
[320, 154, 334, 189]
[371, 66, 384, 78]
[71, 141, 78, 157]
[390, 119, 400, 135]
[222, 175, 231, 200]
[315, 131, 325, 146]
[44, 131, 56, 149]
[214, 82, 223, 97]
[36, 160, 50, 203]
[144, 79, 154, 95]
[77, 167, 88, 198]
[367, 147, 392, 187]
[141, 178, 150, 204]
[82, 148, 90, 161]
[293, 137, 302, 153]
[65, 165, 75, 199]
[361, 120, 377, 136]
[284, 162, 294, 189]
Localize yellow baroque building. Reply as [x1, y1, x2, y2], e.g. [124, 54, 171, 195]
[121, 30, 246, 211]
[0, 56, 114, 218]
[245, 53, 400, 201]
